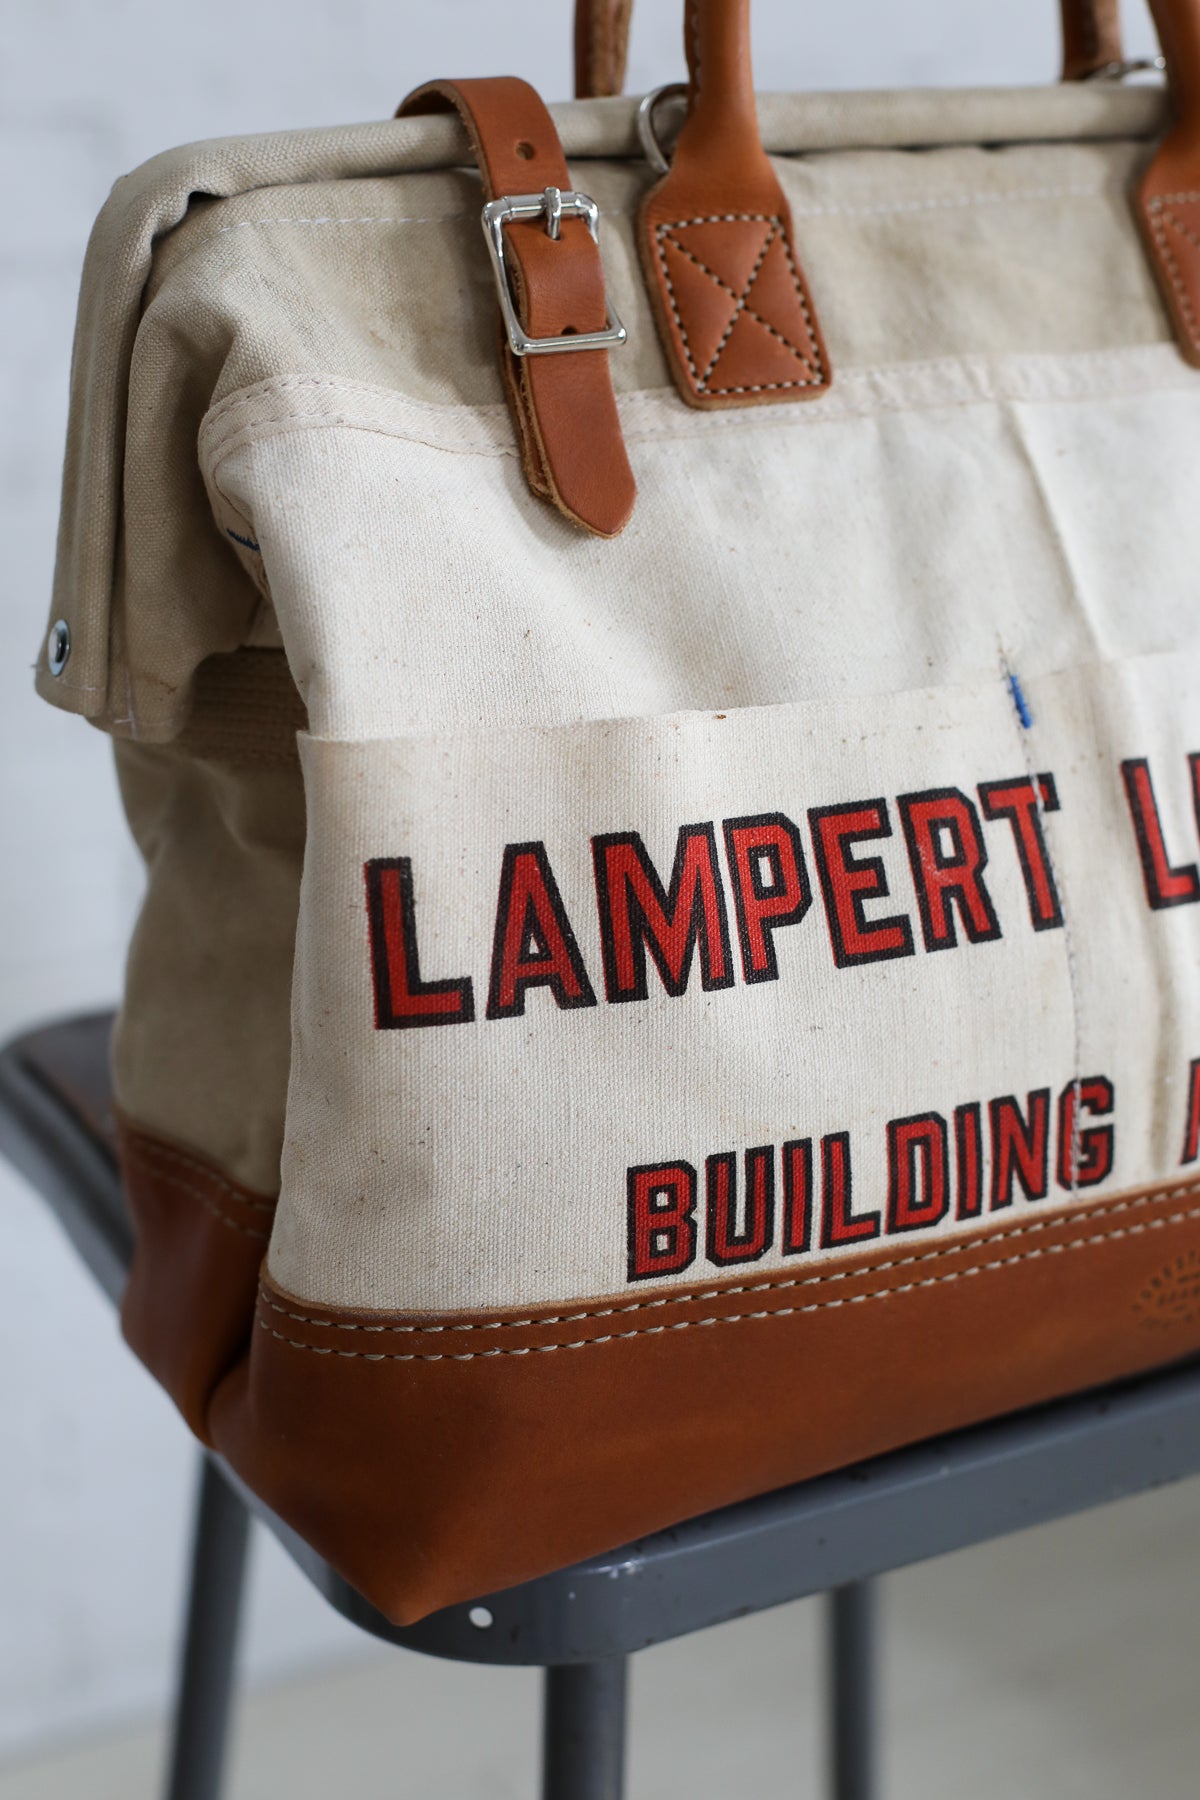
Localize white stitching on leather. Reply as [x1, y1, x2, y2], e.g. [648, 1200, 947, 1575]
[124, 1131, 277, 1213]
[666, 226, 821, 388]
[256, 1180, 1200, 1342]
[654, 213, 826, 396]
[1156, 204, 1200, 256]
[1144, 199, 1200, 351]
[257, 1196, 1200, 1361]
[124, 1143, 273, 1242]
[694, 226, 781, 386]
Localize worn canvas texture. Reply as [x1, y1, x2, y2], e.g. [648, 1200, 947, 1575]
[42, 83, 1200, 1321]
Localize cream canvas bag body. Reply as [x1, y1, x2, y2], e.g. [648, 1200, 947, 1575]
[38, 0, 1200, 1622]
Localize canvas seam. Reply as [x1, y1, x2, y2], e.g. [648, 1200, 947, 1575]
[257, 1197, 1200, 1361]
[203, 411, 517, 490]
[258, 1180, 1199, 1338]
[198, 346, 1194, 482]
[190, 183, 1112, 240]
[786, 183, 1106, 218]
[997, 647, 1085, 1195]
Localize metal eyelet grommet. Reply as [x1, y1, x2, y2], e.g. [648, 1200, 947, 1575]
[47, 620, 71, 676]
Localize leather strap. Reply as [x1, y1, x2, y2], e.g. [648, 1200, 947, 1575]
[576, 0, 633, 101]
[397, 77, 636, 537]
[638, 0, 832, 410]
[1138, 0, 1200, 368]
[577, 0, 1127, 94]
[1060, 0, 1126, 81]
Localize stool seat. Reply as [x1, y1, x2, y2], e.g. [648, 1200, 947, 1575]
[8, 1011, 1200, 1664]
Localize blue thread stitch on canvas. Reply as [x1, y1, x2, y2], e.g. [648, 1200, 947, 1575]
[226, 527, 261, 552]
[1007, 672, 1033, 729]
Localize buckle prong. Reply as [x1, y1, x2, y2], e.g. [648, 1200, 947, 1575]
[543, 185, 563, 241]
[481, 190, 627, 357]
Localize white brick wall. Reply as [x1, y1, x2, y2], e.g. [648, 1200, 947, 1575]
[0, 0, 1158, 1762]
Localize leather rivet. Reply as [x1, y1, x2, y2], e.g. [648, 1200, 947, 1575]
[47, 619, 71, 676]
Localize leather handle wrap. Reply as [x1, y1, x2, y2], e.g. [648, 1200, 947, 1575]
[1060, 0, 1126, 81]
[576, 0, 1126, 95]
[397, 77, 636, 536]
[637, 0, 833, 409]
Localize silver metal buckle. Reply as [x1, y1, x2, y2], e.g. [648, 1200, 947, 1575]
[481, 187, 627, 358]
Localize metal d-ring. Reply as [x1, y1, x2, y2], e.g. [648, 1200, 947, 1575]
[1082, 54, 1166, 79]
[636, 83, 689, 176]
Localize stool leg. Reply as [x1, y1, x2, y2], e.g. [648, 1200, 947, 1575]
[540, 1658, 629, 1800]
[826, 1580, 878, 1800]
[162, 1454, 252, 1800]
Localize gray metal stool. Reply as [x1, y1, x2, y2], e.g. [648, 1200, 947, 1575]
[5, 1011, 1200, 1800]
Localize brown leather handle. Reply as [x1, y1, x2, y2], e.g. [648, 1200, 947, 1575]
[575, 0, 1125, 96]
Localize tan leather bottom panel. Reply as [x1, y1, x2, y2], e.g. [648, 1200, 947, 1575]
[117, 1116, 277, 1437]
[117, 1121, 1200, 1624]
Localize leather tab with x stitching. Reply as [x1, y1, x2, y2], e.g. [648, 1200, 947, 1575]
[638, 0, 831, 410]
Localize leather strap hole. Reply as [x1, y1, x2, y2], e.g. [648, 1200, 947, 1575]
[515, 139, 536, 160]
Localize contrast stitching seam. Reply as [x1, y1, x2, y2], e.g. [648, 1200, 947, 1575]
[200, 338, 1183, 426]
[122, 1143, 275, 1241]
[654, 213, 825, 395]
[196, 185, 1109, 241]
[1157, 204, 1200, 256]
[787, 183, 1106, 218]
[1145, 199, 1200, 351]
[997, 645, 1084, 1193]
[258, 1198, 1200, 1361]
[124, 1149, 272, 1243]
[195, 187, 1108, 243]
[200, 346, 1195, 474]
[215, 213, 470, 233]
[123, 1133, 276, 1212]
[204, 412, 516, 486]
[666, 227, 820, 387]
[257, 1181, 1200, 1338]
[189, 185, 1115, 257]
[202, 371, 461, 432]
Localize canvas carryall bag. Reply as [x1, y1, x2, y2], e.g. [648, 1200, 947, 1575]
[38, 0, 1200, 1623]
